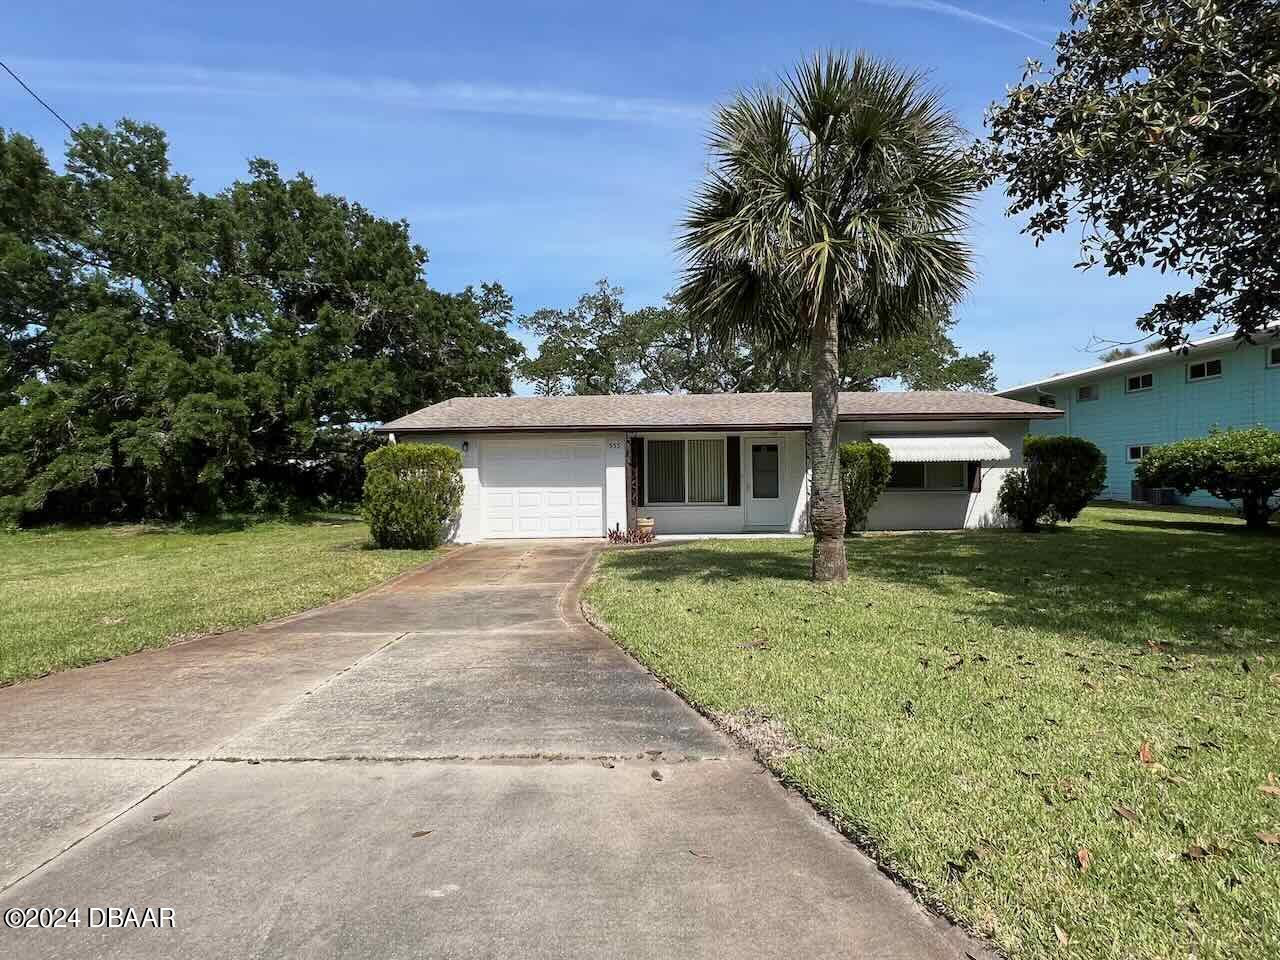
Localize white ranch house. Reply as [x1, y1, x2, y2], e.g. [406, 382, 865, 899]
[375, 392, 1061, 541]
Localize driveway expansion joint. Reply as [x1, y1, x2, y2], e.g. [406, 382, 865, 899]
[206, 753, 732, 765]
[0, 759, 201, 895]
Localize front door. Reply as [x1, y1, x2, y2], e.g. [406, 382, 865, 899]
[745, 436, 789, 528]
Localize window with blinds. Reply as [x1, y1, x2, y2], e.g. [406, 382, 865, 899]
[687, 438, 725, 503]
[645, 437, 726, 504]
[646, 439, 685, 503]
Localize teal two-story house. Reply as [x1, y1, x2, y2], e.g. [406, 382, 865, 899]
[998, 331, 1280, 508]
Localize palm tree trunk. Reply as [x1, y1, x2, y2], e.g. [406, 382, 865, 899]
[809, 306, 848, 582]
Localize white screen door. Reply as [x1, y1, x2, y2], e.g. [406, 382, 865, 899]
[745, 437, 789, 528]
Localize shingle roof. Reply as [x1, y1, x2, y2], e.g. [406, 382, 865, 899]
[377, 391, 1061, 433]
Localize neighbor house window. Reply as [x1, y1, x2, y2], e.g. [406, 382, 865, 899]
[1125, 371, 1153, 393]
[646, 437, 725, 505]
[1037, 393, 1057, 408]
[887, 461, 967, 491]
[1076, 384, 1098, 402]
[1127, 444, 1154, 463]
[1187, 358, 1223, 381]
[1268, 346, 1280, 368]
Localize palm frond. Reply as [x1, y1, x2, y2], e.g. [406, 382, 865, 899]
[678, 50, 977, 351]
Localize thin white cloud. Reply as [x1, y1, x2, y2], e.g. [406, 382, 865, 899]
[855, 0, 1051, 46]
[5, 59, 707, 126]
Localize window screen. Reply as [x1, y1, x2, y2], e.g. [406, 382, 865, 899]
[928, 461, 966, 489]
[751, 444, 780, 499]
[687, 438, 725, 503]
[887, 462, 925, 489]
[647, 439, 684, 503]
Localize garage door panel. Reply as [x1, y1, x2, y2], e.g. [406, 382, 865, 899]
[487, 515, 516, 535]
[482, 439, 604, 539]
[545, 517, 574, 535]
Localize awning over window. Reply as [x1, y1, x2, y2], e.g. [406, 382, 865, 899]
[870, 435, 1011, 463]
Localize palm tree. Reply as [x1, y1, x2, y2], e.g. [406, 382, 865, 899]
[677, 52, 977, 582]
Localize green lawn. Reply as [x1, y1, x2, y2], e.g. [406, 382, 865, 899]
[0, 517, 436, 686]
[586, 504, 1280, 960]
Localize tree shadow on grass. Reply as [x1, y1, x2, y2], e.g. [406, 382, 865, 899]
[609, 542, 811, 584]
[609, 525, 1280, 658]
[1101, 517, 1276, 536]
[175, 513, 364, 535]
[856, 527, 1279, 657]
[18, 513, 364, 538]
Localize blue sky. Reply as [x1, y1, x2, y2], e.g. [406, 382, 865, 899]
[4, 0, 1190, 389]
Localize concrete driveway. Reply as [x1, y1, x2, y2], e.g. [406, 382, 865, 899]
[0, 542, 987, 959]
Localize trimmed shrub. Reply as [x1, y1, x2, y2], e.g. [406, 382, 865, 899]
[997, 436, 1106, 532]
[362, 443, 463, 549]
[839, 441, 892, 533]
[1024, 435, 1107, 523]
[997, 467, 1052, 532]
[1137, 426, 1280, 529]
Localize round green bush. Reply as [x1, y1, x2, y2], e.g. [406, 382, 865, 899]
[998, 435, 1106, 532]
[839, 441, 892, 533]
[362, 443, 464, 549]
[1024, 435, 1107, 523]
[1137, 426, 1280, 529]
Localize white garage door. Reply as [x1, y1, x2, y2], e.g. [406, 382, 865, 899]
[482, 438, 604, 538]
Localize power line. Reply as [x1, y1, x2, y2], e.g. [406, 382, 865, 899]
[0, 58, 78, 135]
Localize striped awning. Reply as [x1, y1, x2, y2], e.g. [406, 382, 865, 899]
[870, 435, 1011, 463]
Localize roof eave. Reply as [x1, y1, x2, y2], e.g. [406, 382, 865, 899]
[995, 327, 1279, 396]
[376, 409, 1058, 434]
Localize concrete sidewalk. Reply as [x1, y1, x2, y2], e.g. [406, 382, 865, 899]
[0, 541, 989, 959]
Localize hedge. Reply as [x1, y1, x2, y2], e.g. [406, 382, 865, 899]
[362, 443, 464, 549]
[839, 441, 892, 533]
[1137, 426, 1280, 529]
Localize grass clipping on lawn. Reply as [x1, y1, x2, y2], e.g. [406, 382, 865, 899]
[584, 505, 1280, 960]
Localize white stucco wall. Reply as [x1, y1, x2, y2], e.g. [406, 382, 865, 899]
[604, 435, 627, 535]
[839, 419, 1028, 530]
[398, 419, 1028, 539]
